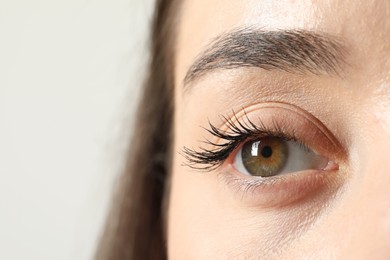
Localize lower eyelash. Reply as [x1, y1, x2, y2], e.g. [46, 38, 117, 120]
[181, 112, 298, 171]
[220, 172, 282, 196]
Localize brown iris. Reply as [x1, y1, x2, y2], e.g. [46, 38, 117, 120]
[241, 137, 288, 177]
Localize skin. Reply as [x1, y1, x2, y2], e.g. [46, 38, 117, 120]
[168, 0, 390, 259]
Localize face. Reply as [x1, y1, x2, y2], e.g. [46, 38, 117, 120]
[168, 0, 390, 259]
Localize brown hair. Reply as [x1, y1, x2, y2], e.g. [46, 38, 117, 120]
[96, 0, 179, 259]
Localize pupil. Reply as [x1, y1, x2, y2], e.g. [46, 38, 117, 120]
[261, 146, 273, 158]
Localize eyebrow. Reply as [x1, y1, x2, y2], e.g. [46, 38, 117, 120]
[184, 27, 347, 88]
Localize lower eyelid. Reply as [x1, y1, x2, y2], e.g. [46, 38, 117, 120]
[217, 164, 341, 209]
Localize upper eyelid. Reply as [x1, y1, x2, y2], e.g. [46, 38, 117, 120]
[181, 102, 346, 171]
[224, 101, 345, 154]
[181, 112, 300, 171]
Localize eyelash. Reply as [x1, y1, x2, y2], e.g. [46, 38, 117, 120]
[182, 112, 307, 171]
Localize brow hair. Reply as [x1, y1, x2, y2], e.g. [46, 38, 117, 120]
[184, 27, 347, 87]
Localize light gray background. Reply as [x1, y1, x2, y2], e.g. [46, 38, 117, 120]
[0, 0, 154, 259]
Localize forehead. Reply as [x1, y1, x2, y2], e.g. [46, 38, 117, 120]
[174, 0, 390, 90]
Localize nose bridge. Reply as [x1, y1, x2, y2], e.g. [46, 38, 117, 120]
[339, 127, 390, 258]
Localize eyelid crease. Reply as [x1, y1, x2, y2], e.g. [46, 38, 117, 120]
[226, 101, 345, 153]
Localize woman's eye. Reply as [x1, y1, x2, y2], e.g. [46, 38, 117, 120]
[233, 137, 330, 177]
